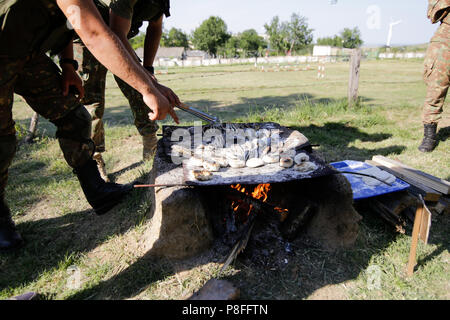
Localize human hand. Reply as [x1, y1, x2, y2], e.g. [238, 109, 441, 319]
[154, 82, 181, 107]
[61, 65, 84, 99]
[142, 91, 179, 124]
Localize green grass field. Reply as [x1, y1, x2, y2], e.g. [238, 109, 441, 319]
[1, 59, 448, 300]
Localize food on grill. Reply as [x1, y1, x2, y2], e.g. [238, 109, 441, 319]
[294, 153, 309, 164]
[260, 146, 271, 157]
[246, 158, 265, 168]
[187, 157, 204, 167]
[262, 153, 279, 164]
[211, 156, 229, 168]
[295, 161, 317, 173]
[171, 144, 192, 157]
[280, 157, 294, 168]
[202, 160, 221, 172]
[280, 149, 296, 158]
[225, 145, 246, 161]
[258, 129, 271, 139]
[193, 170, 213, 181]
[229, 159, 246, 168]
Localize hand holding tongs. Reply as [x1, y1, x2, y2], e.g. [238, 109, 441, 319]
[176, 103, 221, 125]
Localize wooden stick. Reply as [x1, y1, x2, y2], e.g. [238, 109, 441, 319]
[406, 203, 424, 277]
[25, 112, 39, 144]
[134, 184, 188, 188]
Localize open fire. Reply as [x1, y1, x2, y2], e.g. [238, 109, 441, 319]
[230, 184, 289, 224]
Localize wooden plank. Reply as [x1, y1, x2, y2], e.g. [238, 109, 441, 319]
[365, 160, 441, 202]
[348, 49, 362, 106]
[406, 204, 424, 277]
[419, 203, 431, 245]
[372, 156, 450, 195]
[407, 184, 441, 203]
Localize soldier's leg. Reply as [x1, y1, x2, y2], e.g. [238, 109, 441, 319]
[14, 54, 132, 215]
[76, 44, 110, 180]
[419, 41, 449, 152]
[0, 58, 25, 250]
[114, 76, 159, 160]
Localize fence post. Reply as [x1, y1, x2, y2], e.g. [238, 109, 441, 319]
[348, 49, 362, 107]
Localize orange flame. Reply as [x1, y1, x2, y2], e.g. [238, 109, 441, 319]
[230, 183, 289, 222]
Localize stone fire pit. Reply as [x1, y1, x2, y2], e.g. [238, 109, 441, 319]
[142, 124, 362, 260]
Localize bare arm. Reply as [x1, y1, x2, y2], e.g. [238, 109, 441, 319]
[56, 0, 176, 121]
[109, 9, 181, 110]
[144, 15, 163, 68]
[108, 10, 141, 65]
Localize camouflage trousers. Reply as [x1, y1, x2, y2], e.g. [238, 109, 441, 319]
[422, 24, 450, 124]
[0, 53, 94, 211]
[74, 44, 158, 153]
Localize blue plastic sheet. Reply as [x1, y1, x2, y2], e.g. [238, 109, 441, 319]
[330, 160, 410, 200]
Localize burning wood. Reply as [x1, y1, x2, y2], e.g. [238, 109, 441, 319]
[229, 184, 289, 222]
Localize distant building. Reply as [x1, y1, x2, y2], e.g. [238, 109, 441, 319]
[156, 47, 186, 60]
[313, 45, 353, 57]
[313, 45, 340, 56]
[185, 50, 210, 61]
[136, 47, 186, 62]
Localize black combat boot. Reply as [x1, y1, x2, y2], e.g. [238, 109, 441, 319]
[418, 123, 438, 153]
[0, 199, 24, 252]
[74, 160, 134, 215]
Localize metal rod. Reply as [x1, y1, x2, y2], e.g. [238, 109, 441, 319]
[176, 103, 220, 124]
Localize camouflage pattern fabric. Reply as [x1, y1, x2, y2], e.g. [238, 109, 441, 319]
[74, 42, 158, 154]
[423, 8, 450, 124]
[428, 0, 450, 23]
[74, 44, 108, 153]
[0, 53, 94, 201]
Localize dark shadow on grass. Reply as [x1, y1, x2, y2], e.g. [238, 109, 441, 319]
[108, 161, 144, 183]
[290, 123, 405, 162]
[0, 159, 153, 294]
[437, 126, 449, 142]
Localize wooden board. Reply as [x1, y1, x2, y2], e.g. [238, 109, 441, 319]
[419, 203, 432, 245]
[406, 204, 424, 277]
[372, 156, 450, 195]
[366, 160, 441, 202]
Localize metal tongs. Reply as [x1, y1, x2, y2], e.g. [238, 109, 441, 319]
[177, 103, 221, 125]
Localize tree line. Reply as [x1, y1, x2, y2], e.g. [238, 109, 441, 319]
[130, 14, 364, 58]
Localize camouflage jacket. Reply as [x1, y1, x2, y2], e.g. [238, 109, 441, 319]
[99, 0, 170, 39]
[0, 0, 73, 57]
[428, 0, 450, 23]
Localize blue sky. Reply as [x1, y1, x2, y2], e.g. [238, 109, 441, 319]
[161, 0, 439, 46]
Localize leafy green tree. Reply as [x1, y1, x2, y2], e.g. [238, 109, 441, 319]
[264, 14, 313, 55]
[192, 16, 231, 57]
[340, 27, 363, 48]
[286, 13, 313, 52]
[239, 29, 267, 57]
[161, 27, 189, 48]
[129, 33, 146, 49]
[316, 35, 343, 47]
[264, 16, 288, 55]
[222, 36, 240, 58]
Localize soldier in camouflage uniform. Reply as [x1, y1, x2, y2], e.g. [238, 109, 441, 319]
[419, 0, 450, 152]
[0, 0, 178, 251]
[74, 0, 176, 181]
